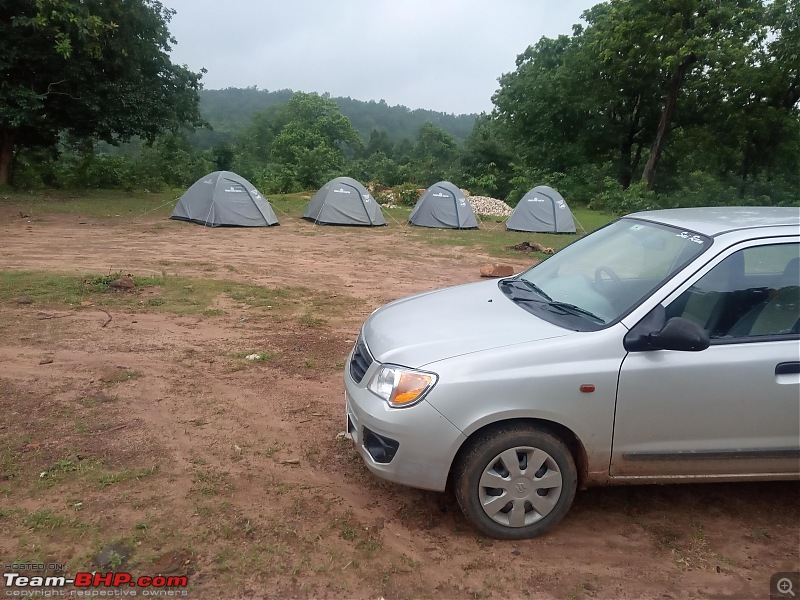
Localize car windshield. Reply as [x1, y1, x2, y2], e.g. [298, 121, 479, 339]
[503, 218, 711, 330]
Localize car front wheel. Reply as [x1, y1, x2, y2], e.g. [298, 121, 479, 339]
[454, 425, 578, 539]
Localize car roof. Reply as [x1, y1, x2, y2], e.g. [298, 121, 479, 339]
[625, 206, 800, 237]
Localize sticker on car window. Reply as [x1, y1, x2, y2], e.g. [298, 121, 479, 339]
[676, 232, 705, 244]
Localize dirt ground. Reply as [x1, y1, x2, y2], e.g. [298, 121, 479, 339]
[1, 208, 798, 600]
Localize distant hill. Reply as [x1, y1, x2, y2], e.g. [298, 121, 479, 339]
[190, 87, 478, 150]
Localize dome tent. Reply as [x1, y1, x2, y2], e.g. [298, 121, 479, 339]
[303, 177, 386, 226]
[170, 171, 278, 227]
[506, 185, 576, 233]
[408, 181, 478, 229]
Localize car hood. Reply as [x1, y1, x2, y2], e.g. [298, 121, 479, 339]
[362, 279, 573, 368]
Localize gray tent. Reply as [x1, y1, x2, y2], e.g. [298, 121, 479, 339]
[408, 181, 478, 229]
[170, 171, 278, 227]
[303, 177, 386, 226]
[506, 185, 576, 233]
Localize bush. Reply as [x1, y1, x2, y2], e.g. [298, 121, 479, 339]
[392, 183, 422, 207]
[589, 179, 658, 214]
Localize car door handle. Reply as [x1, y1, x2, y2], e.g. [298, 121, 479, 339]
[775, 362, 800, 376]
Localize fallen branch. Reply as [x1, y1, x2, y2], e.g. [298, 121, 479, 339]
[36, 312, 72, 320]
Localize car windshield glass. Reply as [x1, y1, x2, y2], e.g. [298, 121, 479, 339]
[509, 218, 710, 327]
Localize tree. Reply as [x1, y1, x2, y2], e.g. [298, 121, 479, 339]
[410, 123, 460, 185]
[0, 0, 204, 185]
[458, 114, 514, 199]
[583, 0, 765, 190]
[236, 92, 362, 192]
[490, 0, 796, 203]
[364, 129, 394, 158]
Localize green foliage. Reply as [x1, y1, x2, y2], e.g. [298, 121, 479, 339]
[410, 123, 460, 186]
[458, 115, 514, 199]
[12, 132, 213, 191]
[478, 0, 799, 210]
[391, 183, 422, 207]
[350, 152, 406, 187]
[1, 0, 205, 184]
[589, 179, 658, 214]
[232, 92, 362, 192]
[191, 89, 476, 151]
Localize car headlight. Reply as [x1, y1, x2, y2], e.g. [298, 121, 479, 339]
[367, 365, 438, 408]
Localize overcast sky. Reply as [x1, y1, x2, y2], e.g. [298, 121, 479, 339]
[164, 1, 599, 115]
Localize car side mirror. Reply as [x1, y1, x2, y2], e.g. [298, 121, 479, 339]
[648, 317, 710, 351]
[625, 306, 710, 352]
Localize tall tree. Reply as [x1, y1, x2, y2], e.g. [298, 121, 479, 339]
[257, 92, 362, 190]
[584, 0, 764, 190]
[410, 123, 460, 185]
[0, 0, 204, 185]
[458, 114, 515, 199]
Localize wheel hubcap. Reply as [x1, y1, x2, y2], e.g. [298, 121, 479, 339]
[478, 446, 563, 528]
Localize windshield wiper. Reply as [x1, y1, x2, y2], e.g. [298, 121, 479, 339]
[545, 301, 606, 324]
[501, 277, 552, 301]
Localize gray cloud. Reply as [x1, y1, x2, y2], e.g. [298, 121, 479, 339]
[165, 0, 598, 114]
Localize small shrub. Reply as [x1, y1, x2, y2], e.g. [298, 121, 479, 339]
[392, 183, 422, 207]
[589, 179, 658, 214]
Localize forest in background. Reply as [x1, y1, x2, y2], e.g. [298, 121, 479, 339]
[190, 88, 477, 150]
[2, 0, 798, 213]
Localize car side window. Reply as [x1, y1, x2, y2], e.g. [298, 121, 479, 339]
[666, 243, 799, 340]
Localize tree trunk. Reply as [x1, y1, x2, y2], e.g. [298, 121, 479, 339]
[0, 129, 14, 186]
[641, 57, 696, 191]
[620, 95, 643, 190]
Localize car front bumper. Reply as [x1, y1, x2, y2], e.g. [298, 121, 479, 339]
[344, 361, 465, 492]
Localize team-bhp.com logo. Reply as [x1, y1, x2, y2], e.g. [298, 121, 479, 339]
[4, 571, 189, 596]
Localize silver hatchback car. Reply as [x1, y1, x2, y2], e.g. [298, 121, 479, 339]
[344, 207, 800, 539]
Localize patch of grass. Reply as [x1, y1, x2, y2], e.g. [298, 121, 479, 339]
[21, 509, 69, 531]
[334, 515, 358, 541]
[384, 204, 613, 260]
[94, 466, 159, 489]
[101, 369, 141, 385]
[191, 468, 233, 497]
[298, 313, 327, 328]
[2, 189, 180, 219]
[37, 459, 158, 490]
[19, 509, 89, 533]
[0, 270, 352, 318]
[79, 393, 117, 407]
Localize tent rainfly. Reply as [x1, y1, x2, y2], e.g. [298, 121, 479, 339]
[303, 177, 386, 226]
[170, 171, 279, 227]
[408, 181, 478, 229]
[506, 185, 576, 233]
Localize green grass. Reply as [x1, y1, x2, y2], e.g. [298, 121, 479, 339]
[382, 204, 613, 259]
[4, 190, 615, 261]
[0, 270, 347, 317]
[37, 458, 159, 490]
[4, 189, 181, 219]
[264, 194, 613, 258]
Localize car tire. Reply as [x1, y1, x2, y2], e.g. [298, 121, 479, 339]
[454, 424, 578, 539]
